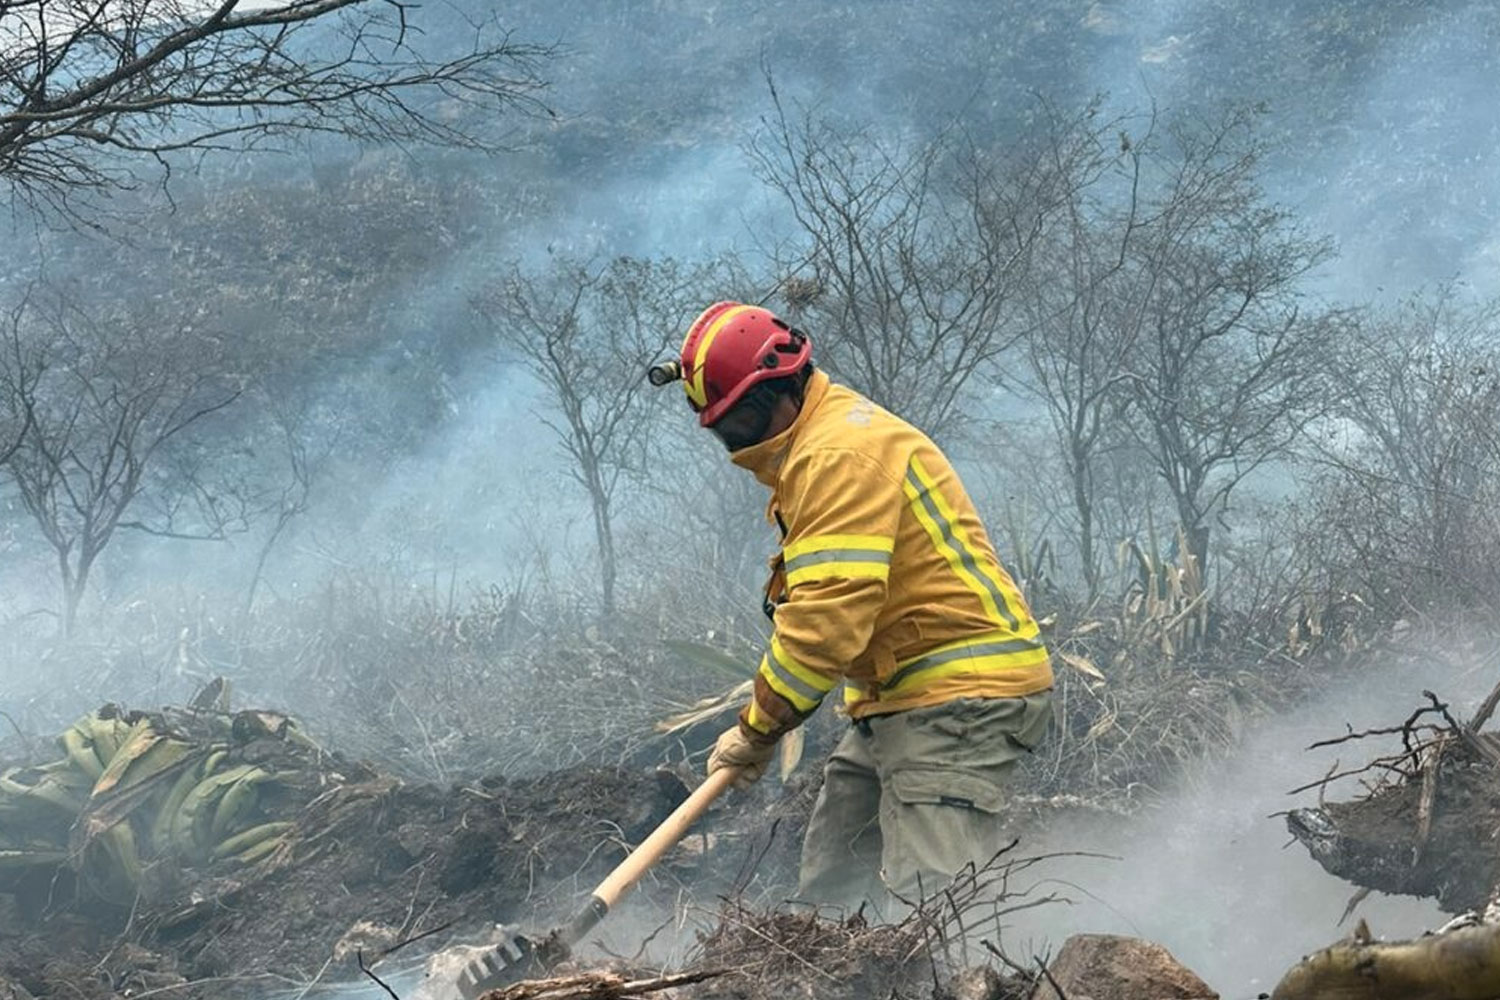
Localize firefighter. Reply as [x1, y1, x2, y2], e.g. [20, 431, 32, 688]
[669, 301, 1054, 912]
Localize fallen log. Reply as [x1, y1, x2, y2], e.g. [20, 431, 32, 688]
[1272, 921, 1500, 1000]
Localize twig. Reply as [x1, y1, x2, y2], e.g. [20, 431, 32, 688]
[1317, 757, 1340, 809]
[981, 938, 1033, 979]
[1287, 756, 1418, 796]
[913, 872, 944, 995]
[291, 954, 335, 1000]
[494, 969, 727, 1000]
[378, 919, 457, 959]
[358, 951, 401, 1000]
[712, 911, 839, 982]
[1423, 690, 1500, 768]
[732, 816, 781, 896]
[630, 913, 677, 964]
[1471, 676, 1500, 733]
[127, 973, 300, 999]
[1412, 735, 1448, 866]
[1338, 887, 1372, 926]
[0, 709, 34, 758]
[1034, 953, 1070, 1000]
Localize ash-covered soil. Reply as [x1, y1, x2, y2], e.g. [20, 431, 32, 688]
[1, 765, 694, 998]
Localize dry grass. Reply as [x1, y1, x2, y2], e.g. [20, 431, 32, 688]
[673, 845, 1059, 1000]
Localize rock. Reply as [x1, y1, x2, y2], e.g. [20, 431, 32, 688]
[1033, 934, 1218, 1000]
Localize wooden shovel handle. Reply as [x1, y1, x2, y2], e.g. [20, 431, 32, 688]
[591, 766, 739, 909]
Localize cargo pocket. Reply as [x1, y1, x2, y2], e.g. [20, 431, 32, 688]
[888, 768, 1004, 815]
[1004, 692, 1054, 752]
[881, 768, 1009, 900]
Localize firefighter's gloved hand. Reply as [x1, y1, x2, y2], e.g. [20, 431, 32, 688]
[708, 725, 776, 789]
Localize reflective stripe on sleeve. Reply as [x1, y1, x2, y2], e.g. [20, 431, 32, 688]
[782, 534, 894, 588]
[757, 636, 837, 714]
[744, 699, 775, 735]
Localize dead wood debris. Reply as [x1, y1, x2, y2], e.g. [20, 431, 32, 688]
[486, 969, 727, 1000]
[1287, 687, 1500, 915]
[1272, 920, 1500, 1000]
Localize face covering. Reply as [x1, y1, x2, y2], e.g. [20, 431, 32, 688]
[710, 384, 780, 452]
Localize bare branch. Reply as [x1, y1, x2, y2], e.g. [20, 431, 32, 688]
[0, 0, 557, 219]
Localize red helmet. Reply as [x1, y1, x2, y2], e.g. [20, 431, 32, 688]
[679, 302, 812, 426]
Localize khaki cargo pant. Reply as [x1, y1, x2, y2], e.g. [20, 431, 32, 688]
[796, 693, 1053, 914]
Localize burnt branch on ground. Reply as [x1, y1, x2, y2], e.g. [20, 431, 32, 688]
[1287, 690, 1500, 914]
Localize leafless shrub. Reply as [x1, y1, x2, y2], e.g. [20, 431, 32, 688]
[1300, 288, 1500, 616]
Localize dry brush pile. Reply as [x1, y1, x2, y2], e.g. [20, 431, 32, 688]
[1271, 676, 1500, 1000]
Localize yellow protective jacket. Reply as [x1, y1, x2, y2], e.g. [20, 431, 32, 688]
[731, 369, 1053, 743]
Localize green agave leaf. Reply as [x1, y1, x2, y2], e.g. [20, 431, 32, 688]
[661, 639, 758, 680]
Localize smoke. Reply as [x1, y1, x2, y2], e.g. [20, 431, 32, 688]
[7, 0, 1498, 619]
[1005, 646, 1493, 992]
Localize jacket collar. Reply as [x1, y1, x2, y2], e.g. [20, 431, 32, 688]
[729, 369, 830, 489]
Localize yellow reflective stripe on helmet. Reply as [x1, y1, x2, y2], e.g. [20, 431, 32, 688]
[882, 632, 1050, 696]
[744, 699, 775, 735]
[903, 456, 1023, 631]
[686, 304, 755, 408]
[758, 639, 835, 714]
[783, 534, 894, 588]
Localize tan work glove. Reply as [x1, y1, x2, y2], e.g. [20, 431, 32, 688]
[707, 724, 777, 789]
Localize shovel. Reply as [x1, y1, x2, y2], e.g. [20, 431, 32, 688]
[456, 766, 739, 999]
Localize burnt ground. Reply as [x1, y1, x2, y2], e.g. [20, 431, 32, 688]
[0, 765, 700, 999]
[0, 629, 1442, 1000]
[0, 753, 1043, 1000]
[1287, 729, 1500, 914]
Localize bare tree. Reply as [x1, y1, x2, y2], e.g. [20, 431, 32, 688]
[1011, 102, 1151, 598]
[1310, 289, 1500, 610]
[750, 82, 1078, 443]
[0, 292, 242, 634]
[0, 0, 554, 215]
[0, 298, 38, 465]
[237, 389, 325, 623]
[476, 255, 724, 619]
[1111, 105, 1338, 575]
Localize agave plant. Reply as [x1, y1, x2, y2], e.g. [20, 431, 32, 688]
[654, 640, 806, 780]
[1116, 517, 1210, 661]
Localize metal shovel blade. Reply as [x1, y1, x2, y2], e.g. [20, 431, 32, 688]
[456, 931, 537, 1000]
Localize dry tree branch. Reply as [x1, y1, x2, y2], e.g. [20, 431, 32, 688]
[491, 969, 728, 1000]
[1, 0, 558, 219]
[356, 950, 400, 1000]
[1472, 677, 1500, 733]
